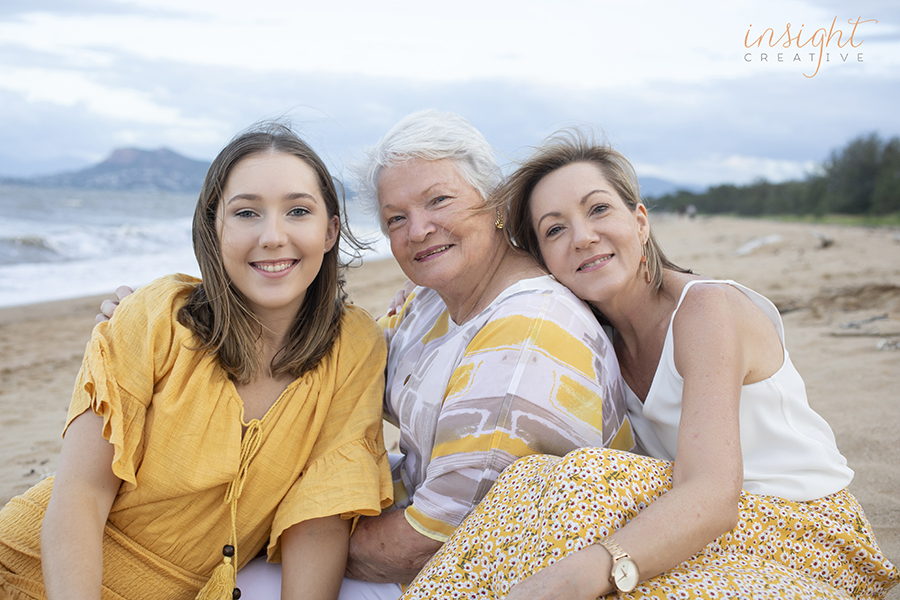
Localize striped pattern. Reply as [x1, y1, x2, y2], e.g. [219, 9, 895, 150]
[380, 275, 632, 541]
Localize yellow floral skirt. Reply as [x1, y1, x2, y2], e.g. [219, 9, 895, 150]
[402, 449, 899, 599]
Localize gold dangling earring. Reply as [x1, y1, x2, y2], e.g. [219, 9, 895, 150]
[495, 209, 505, 230]
[640, 242, 651, 284]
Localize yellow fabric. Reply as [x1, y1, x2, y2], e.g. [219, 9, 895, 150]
[402, 449, 899, 600]
[196, 418, 263, 600]
[0, 274, 393, 600]
[402, 302, 633, 541]
[0, 478, 207, 600]
[380, 279, 631, 543]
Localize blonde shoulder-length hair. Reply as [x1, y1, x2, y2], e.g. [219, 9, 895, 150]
[502, 129, 691, 292]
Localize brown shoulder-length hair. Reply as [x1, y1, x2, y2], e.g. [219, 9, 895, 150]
[178, 122, 364, 383]
[502, 129, 690, 292]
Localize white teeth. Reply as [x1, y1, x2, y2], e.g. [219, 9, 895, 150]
[255, 261, 294, 273]
[578, 256, 611, 271]
[417, 245, 450, 260]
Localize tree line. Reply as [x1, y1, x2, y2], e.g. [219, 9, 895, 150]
[650, 133, 900, 217]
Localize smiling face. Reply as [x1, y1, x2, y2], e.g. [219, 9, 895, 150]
[377, 157, 503, 299]
[529, 161, 649, 307]
[217, 151, 339, 323]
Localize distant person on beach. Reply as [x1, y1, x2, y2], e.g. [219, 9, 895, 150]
[400, 132, 899, 599]
[0, 123, 392, 600]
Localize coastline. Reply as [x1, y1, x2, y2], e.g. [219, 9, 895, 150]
[1, 216, 898, 581]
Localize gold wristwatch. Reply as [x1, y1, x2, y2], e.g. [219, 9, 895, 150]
[597, 536, 639, 593]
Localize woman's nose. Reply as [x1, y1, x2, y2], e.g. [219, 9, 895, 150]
[407, 211, 436, 242]
[571, 220, 598, 249]
[260, 216, 287, 247]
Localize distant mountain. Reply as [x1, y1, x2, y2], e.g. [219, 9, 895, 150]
[0, 149, 699, 199]
[1, 148, 210, 193]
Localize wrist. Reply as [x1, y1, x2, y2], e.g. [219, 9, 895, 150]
[596, 536, 640, 593]
[577, 544, 616, 597]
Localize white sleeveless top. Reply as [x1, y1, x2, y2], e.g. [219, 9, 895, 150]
[624, 279, 853, 501]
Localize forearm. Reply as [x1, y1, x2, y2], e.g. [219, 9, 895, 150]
[506, 475, 741, 600]
[41, 485, 110, 600]
[609, 476, 740, 579]
[511, 291, 752, 598]
[42, 411, 120, 600]
[281, 515, 352, 600]
[346, 509, 443, 584]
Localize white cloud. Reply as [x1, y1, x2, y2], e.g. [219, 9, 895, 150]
[0, 0, 896, 185]
[0, 66, 183, 122]
[2, 0, 893, 89]
[635, 154, 821, 187]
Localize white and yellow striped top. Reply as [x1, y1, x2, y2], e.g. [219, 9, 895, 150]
[379, 275, 633, 542]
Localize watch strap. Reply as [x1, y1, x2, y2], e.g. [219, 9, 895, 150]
[597, 536, 630, 565]
[597, 536, 634, 588]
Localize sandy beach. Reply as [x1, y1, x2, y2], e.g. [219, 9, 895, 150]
[1, 215, 898, 591]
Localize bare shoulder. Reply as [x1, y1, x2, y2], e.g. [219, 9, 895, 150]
[673, 279, 782, 383]
[674, 279, 763, 326]
[670, 282, 739, 355]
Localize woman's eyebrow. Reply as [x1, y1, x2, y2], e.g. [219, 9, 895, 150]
[225, 191, 318, 205]
[536, 189, 613, 227]
[580, 189, 612, 205]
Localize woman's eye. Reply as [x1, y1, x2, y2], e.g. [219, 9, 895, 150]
[590, 204, 608, 216]
[234, 209, 257, 219]
[432, 195, 450, 206]
[386, 215, 404, 227]
[289, 207, 310, 217]
[546, 225, 562, 238]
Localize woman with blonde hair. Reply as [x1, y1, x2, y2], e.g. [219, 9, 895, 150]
[400, 131, 899, 599]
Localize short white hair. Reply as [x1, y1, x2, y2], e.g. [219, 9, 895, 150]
[353, 110, 502, 231]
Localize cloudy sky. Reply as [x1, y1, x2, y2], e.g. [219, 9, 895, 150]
[1, 0, 898, 188]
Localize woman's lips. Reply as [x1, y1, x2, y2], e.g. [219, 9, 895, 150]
[414, 245, 452, 261]
[577, 254, 612, 272]
[251, 259, 297, 274]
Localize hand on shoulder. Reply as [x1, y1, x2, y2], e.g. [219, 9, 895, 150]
[382, 279, 416, 318]
[96, 285, 135, 324]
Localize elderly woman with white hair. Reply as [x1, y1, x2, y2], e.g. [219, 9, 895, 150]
[238, 109, 634, 599]
[335, 110, 633, 599]
[99, 110, 633, 600]
[340, 111, 631, 590]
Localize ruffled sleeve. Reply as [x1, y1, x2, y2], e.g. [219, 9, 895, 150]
[64, 274, 198, 491]
[268, 306, 393, 561]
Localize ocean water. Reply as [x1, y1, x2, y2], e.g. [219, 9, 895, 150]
[0, 185, 390, 308]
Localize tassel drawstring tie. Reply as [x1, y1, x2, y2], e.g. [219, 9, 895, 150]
[195, 421, 263, 600]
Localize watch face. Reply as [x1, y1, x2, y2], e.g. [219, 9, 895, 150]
[613, 559, 639, 592]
